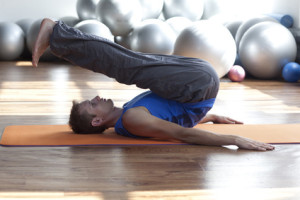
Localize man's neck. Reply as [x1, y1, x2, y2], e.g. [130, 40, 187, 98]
[105, 107, 123, 128]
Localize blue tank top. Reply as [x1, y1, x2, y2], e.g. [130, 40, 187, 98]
[114, 91, 215, 138]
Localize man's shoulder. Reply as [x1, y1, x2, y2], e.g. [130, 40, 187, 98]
[123, 106, 149, 118]
[122, 106, 152, 127]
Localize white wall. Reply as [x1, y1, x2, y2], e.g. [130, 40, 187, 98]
[0, 0, 78, 22]
[203, 0, 300, 28]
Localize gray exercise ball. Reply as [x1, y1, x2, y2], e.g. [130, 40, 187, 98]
[166, 17, 193, 36]
[96, 0, 142, 36]
[27, 19, 57, 61]
[0, 22, 25, 60]
[130, 19, 176, 54]
[74, 20, 114, 41]
[16, 19, 35, 35]
[224, 20, 243, 39]
[202, 0, 223, 20]
[59, 16, 80, 27]
[139, 0, 164, 20]
[115, 33, 132, 49]
[16, 19, 35, 58]
[235, 16, 278, 51]
[173, 20, 236, 78]
[163, 0, 204, 21]
[76, 0, 100, 20]
[239, 22, 297, 79]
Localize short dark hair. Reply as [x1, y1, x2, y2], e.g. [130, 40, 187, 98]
[69, 100, 107, 134]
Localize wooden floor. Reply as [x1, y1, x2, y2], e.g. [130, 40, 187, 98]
[1, 61, 300, 199]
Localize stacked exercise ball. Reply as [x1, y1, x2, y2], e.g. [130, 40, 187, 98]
[238, 21, 297, 79]
[130, 19, 176, 55]
[76, 0, 100, 20]
[235, 16, 278, 50]
[173, 20, 237, 78]
[0, 22, 25, 60]
[163, 0, 204, 21]
[74, 20, 114, 41]
[1, 0, 300, 83]
[139, 0, 164, 20]
[96, 0, 142, 36]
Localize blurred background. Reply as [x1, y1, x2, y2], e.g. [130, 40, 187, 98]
[1, 0, 300, 82]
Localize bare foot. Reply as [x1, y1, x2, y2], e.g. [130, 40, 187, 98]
[32, 18, 56, 67]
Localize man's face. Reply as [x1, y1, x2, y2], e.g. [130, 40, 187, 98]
[79, 95, 114, 119]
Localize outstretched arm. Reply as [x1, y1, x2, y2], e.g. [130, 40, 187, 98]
[122, 107, 274, 151]
[199, 114, 243, 124]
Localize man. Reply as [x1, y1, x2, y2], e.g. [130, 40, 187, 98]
[32, 18, 274, 151]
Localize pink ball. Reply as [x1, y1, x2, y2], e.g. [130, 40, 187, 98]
[228, 65, 246, 82]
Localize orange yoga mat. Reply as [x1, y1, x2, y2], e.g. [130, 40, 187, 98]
[1, 124, 300, 147]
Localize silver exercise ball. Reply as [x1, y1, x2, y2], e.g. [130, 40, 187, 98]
[166, 17, 193, 36]
[173, 20, 237, 78]
[163, 0, 204, 21]
[76, 0, 100, 20]
[224, 20, 243, 39]
[74, 20, 114, 42]
[235, 16, 278, 51]
[139, 0, 164, 20]
[96, 0, 142, 36]
[59, 16, 80, 27]
[239, 22, 297, 79]
[202, 0, 223, 20]
[115, 34, 132, 49]
[130, 19, 176, 54]
[27, 19, 57, 61]
[16, 19, 35, 58]
[16, 19, 35, 35]
[0, 22, 25, 60]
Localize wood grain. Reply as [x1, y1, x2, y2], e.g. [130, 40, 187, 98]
[0, 62, 300, 199]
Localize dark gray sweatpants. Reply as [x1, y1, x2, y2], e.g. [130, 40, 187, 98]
[50, 21, 219, 103]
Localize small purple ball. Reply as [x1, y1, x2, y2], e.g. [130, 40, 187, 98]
[228, 65, 246, 82]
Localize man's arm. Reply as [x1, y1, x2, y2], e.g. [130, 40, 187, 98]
[122, 107, 274, 151]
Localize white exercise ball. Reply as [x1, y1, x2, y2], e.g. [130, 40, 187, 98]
[224, 20, 243, 39]
[115, 34, 132, 49]
[166, 17, 193, 36]
[59, 16, 80, 27]
[139, 0, 164, 20]
[16, 19, 35, 35]
[16, 19, 35, 58]
[173, 20, 236, 78]
[76, 0, 100, 20]
[74, 20, 114, 41]
[130, 19, 176, 54]
[0, 22, 25, 60]
[202, 0, 223, 20]
[235, 16, 278, 51]
[239, 22, 297, 79]
[163, 0, 204, 21]
[96, 0, 142, 36]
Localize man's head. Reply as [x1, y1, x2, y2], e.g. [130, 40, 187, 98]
[69, 96, 114, 134]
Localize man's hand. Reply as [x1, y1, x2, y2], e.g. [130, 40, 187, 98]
[234, 136, 275, 151]
[199, 114, 243, 124]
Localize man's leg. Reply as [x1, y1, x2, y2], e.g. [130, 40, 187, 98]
[33, 19, 219, 103]
[32, 19, 56, 67]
